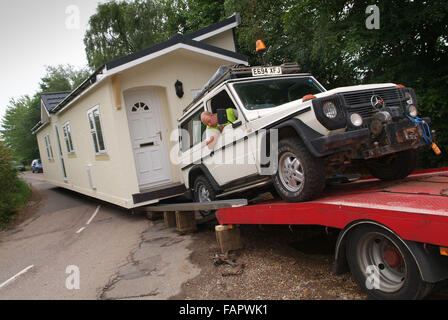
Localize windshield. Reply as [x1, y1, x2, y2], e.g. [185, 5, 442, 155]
[233, 77, 324, 110]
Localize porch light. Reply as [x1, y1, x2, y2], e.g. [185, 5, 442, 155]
[175, 80, 184, 98]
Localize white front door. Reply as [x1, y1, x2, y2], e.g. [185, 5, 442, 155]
[125, 88, 171, 188]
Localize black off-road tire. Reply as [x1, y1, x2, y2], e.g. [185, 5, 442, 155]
[272, 137, 326, 202]
[193, 175, 216, 217]
[365, 149, 418, 181]
[346, 225, 433, 300]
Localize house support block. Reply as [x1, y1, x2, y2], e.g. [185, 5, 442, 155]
[215, 225, 242, 254]
[146, 211, 163, 221]
[175, 211, 197, 234]
[164, 211, 177, 228]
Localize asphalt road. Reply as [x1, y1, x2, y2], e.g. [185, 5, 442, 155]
[0, 173, 199, 300]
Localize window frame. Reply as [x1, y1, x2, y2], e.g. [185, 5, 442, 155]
[61, 122, 75, 154]
[179, 104, 205, 152]
[43, 134, 54, 161]
[87, 105, 107, 155]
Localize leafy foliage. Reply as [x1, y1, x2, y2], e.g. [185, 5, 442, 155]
[1, 95, 40, 163]
[225, 0, 448, 166]
[0, 141, 31, 228]
[0, 65, 88, 164]
[39, 65, 90, 93]
[162, 0, 226, 35]
[84, 0, 167, 69]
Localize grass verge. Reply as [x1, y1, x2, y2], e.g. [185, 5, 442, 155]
[0, 177, 31, 230]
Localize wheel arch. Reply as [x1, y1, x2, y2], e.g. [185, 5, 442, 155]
[334, 220, 448, 284]
[263, 119, 325, 158]
[187, 164, 221, 192]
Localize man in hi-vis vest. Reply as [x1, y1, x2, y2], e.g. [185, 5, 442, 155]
[201, 109, 237, 149]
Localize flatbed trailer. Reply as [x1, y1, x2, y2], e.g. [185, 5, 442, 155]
[215, 167, 448, 300]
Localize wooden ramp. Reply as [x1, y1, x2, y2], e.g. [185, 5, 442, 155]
[136, 199, 248, 234]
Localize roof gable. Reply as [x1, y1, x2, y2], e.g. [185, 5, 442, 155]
[105, 33, 247, 71]
[41, 91, 71, 113]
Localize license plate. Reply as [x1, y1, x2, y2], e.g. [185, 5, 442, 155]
[251, 66, 282, 77]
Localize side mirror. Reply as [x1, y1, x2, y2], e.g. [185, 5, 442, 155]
[217, 109, 228, 125]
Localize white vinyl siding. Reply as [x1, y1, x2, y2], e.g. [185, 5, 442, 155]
[62, 122, 75, 154]
[44, 134, 54, 160]
[87, 106, 106, 154]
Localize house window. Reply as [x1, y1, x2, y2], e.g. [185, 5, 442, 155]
[87, 106, 106, 154]
[44, 134, 54, 160]
[62, 122, 75, 154]
[180, 105, 205, 151]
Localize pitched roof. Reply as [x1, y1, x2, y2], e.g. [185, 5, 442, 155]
[105, 32, 247, 71]
[41, 91, 71, 112]
[35, 13, 247, 125]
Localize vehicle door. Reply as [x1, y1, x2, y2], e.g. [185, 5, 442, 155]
[202, 88, 258, 186]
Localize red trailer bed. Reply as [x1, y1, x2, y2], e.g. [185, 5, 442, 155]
[216, 168, 448, 299]
[217, 168, 448, 247]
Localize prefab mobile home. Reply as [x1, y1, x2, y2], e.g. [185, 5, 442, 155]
[32, 14, 248, 209]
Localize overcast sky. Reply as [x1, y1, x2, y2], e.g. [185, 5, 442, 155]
[0, 0, 107, 125]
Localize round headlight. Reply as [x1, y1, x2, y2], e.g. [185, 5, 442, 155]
[405, 92, 413, 105]
[408, 105, 418, 118]
[323, 101, 338, 119]
[350, 113, 363, 127]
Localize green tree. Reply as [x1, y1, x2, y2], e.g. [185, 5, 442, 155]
[39, 64, 90, 93]
[84, 0, 166, 69]
[162, 0, 226, 35]
[225, 0, 448, 166]
[0, 95, 40, 163]
[1, 65, 89, 164]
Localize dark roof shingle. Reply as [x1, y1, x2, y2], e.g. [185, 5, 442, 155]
[41, 91, 71, 112]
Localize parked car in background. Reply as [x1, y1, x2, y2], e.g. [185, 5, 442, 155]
[31, 159, 43, 173]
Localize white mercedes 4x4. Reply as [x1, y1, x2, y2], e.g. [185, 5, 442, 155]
[178, 63, 431, 204]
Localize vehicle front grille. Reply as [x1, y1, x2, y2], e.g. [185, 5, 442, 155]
[340, 87, 404, 118]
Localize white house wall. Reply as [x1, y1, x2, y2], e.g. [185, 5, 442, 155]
[201, 30, 237, 52]
[119, 50, 238, 186]
[37, 80, 140, 208]
[36, 45, 243, 209]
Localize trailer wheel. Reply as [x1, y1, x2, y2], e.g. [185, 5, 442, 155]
[365, 149, 418, 181]
[272, 137, 325, 202]
[346, 225, 432, 300]
[193, 175, 216, 217]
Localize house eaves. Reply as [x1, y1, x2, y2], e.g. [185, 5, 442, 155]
[31, 120, 48, 134]
[184, 12, 241, 41]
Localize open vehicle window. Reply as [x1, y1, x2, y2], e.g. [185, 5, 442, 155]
[233, 77, 324, 110]
[208, 90, 238, 118]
